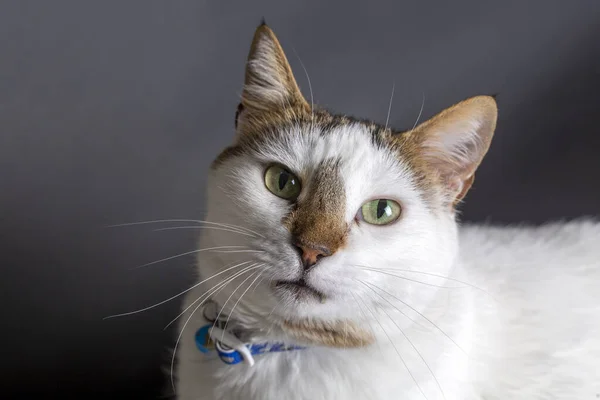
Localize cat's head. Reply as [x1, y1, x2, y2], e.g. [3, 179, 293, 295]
[201, 23, 497, 347]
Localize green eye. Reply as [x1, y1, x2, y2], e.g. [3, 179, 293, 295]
[360, 199, 401, 225]
[264, 165, 301, 200]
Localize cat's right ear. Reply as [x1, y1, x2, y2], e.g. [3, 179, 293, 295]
[235, 23, 310, 134]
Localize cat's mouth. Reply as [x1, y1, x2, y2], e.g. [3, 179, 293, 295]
[274, 279, 326, 303]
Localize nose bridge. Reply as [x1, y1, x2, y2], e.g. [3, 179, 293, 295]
[287, 159, 348, 255]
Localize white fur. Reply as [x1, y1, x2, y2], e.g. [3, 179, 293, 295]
[175, 122, 600, 399]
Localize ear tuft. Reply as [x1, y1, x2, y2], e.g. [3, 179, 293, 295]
[410, 95, 498, 204]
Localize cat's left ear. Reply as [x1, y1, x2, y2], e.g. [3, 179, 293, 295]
[236, 23, 310, 133]
[407, 95, 498, 205]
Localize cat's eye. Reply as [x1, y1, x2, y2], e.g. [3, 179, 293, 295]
[359, 199, 401, 225]
[264, 164, 301, 200]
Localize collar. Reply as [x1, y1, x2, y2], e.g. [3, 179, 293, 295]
[194, 300, 305, 366]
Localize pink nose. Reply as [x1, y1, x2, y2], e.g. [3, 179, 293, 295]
[294, 241, 331, 269]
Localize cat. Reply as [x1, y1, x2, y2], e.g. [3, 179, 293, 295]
[174, 22, 600, 400]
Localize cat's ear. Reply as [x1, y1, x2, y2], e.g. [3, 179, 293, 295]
[408, 95, 497, 204]
[236, 23, 310, 132]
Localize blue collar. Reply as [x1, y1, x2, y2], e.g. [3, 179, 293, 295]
[195, 301, 305, 366]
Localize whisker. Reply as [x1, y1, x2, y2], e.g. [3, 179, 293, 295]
[107, 219, 264, 238]
[359, 279, 445, 400]
[210, 270, 262, 343]
[153, 226, 257, 238]
[103, 260, 254, 320]
[208, 250, 265, 254]
[292, 47, 314, 130]
[343, 319, 349, 349]
[293, 50, 314, 111]
[267, 303, 279, 319]
[385, 81, 395, 130]
[107, 219, 210, 228]
[352, 276, 428, 330]
[264, 301, 282, 337]
[133, 246, 249, 269]
[291, 46, 317, 147]
[221, 268, 265, 341]
[163, 264, 260, 330]
[411, 92, 426, 130]
[352, 265, 464, 289]
[363, 280, 466, 356]
[353, 264, 495, 298]
[264, 304, 281, 337]
[350, 292, 379, 354]
[356, 291, 427, 399]
[168, 265, 259, 392]
[252, 268, 272, 295]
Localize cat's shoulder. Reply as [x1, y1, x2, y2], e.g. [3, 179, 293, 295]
[458, 218, 600, 284]
[459, 218, 600, 257]
[456, 217, 600, 313]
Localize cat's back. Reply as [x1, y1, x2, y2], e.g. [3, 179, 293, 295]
[457, 219, 600, 399]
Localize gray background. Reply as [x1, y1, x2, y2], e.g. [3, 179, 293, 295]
[1, 0, 599, 398]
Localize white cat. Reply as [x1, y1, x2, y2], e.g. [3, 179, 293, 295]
[174, 23, 600, 399]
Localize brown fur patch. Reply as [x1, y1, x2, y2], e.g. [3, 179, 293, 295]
[283, 159, 348, 256]
[281, 318, 374, 348]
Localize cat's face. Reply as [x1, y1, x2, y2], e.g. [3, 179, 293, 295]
[200, 24, 497, 346]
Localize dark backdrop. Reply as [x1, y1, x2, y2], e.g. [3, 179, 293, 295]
[1, 1, 599, 398]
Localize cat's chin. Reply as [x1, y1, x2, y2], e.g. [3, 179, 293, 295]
[266, 280, 373, 348]
[272, 279, 327, 304]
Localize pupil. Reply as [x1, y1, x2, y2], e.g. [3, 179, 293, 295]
[376, 200, 388, 219]
[278, 171, 289, 190]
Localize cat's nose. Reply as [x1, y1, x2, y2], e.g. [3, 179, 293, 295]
[293, 240, 331, 270]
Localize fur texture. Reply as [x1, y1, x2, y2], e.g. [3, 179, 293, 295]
[174, 24, 600, 400]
